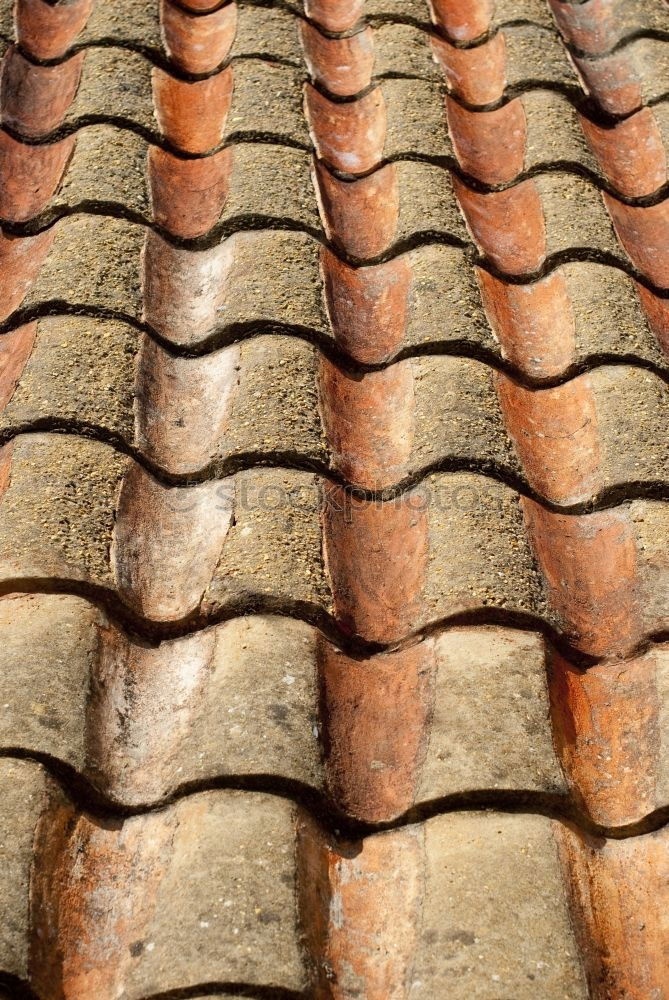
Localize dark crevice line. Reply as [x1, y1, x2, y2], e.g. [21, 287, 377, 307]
[2, 747, 669, 844]
[452, 79, 669, 120]
[426, 20, 666, 56]
[3, 156, 667, 244]
[567, 27, 669, 60]
[183, 236, 669, 292]
[8, 2, 665, 64]
[0, 219, 667, 293]
[6, 422, 669, 515]
[308, 69, 627, 113]
[2, 306, 668, 389]
[4, 139, 669, 258]
[2, 78, 667, 155]
[384, 346, 669, 389]
[0, 213, 497, 266]
[2, 87, 667, 164]
[0, 973, 303, 1000]
[388, 9, 669, 58]
[3, 206, 322, 247]
[5, 98, 669, 196]
[0, 973, 41, 1000]
[1, 6, 550, 53]
[0, 119, 315, 159]
[171, 0, 235, 15]
[3, 29, 665, 138]
[243, 0, 430, 37]
[0, 575, 668, 668]
[0, 186, 653, 245]
[0, 116, 197, 156]
[428, 18, 556, 50]
[550, 18, 669, 115]
[2, 143, 668, 232]
[3, 307, 669, 375]
[16, 40, 302, 81]
[308, 74, 424, 104]
[139, 986, 306, 1000]
[386, 155, 669, 206]
[4, 3, 665, 990]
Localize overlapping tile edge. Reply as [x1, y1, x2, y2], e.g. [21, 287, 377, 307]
[0, 1, 668, 998]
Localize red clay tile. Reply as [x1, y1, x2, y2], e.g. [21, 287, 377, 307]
[86, 622, 217, 803]
[580, 109, 667, 199]
[573, 51, 643, 116]
[303, 0, 364, 33]
[160, 0, 238, 74]
[431, 33, 506, 106]
[547, 0, 618, 55]
[318, 358, 414, 487]
[30, 800, 174, 1000]
[142, 231, 228, 345]
[15, 0, 94, 60]
[320, 249, 412, 363]
[454, 176, 547, 275]
[0, 229, 55, 322]
[557, 825, 669, 999]
[477, 268, 576, 379]
[496, 373, 602, 505]
[603, 194, 669, 288]
[0, 131, 74, 222]
[0, 441, 12, 501]
[446, 96, 527, 185]
[550, 650, 660, 825]
[152, 65, 233, 154]
[305, 83, 386, 175]
[148, 146, 232, 239]
[428, 0, 494, 41]
[299, 818, 423, 998]
[636, 282, 669, 357]
[318, 641, 434, 821]
[300, 22, 375, 98]
[134, 336, 240, 474]
[112, 464, 234, 621]
[5, 4, 669, 991]
[313, 158, 398, 258]
[178, 0, 225, 9]
[522, 502, 642, 658]
[323, 487, 428, 643]
[1, 48, 85, 138]
[0, 322, 36, 411]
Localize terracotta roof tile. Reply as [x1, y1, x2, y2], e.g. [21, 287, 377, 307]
[548, 0, 669, 55]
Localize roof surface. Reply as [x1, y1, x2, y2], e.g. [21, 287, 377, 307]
[0, 0, 668, 997]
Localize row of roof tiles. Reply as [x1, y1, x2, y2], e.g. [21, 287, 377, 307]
[0, 432, 668, 658]
[12, 753, 666, 999]
[1, 25, 668, 139]
[5, 222, 667, 371]
[5, 0, 666, 60]
[0, 592, 668, 828]
[3, 314, 669, 499]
